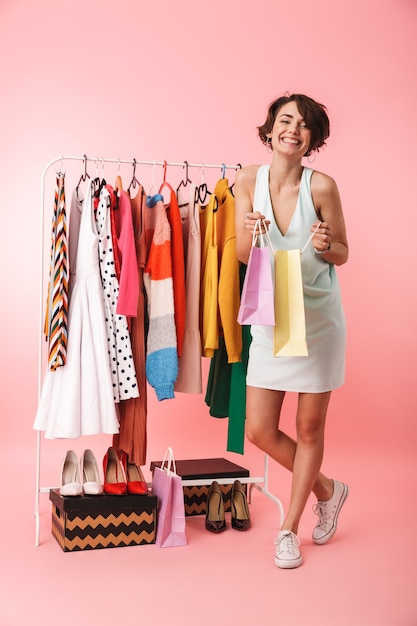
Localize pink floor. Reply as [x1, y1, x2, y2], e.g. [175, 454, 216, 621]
[1, 441, 415, 626]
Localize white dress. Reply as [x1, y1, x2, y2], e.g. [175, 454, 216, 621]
[246, 165, 346, 393]
[33, 181, 120, 438]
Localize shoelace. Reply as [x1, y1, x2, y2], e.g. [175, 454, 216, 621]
[313, 501, 331, 530]
[274, 531, 300, 556]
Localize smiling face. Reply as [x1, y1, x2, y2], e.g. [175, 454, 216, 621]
[269, 101, 312, 158]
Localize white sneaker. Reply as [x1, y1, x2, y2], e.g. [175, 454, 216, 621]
[312, 479, 349, 545]
[274, 530, 303, 569]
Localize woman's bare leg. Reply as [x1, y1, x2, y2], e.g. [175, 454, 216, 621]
[245, 386, 334, 532]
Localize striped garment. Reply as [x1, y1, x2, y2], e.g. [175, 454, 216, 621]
[143, 194, 178, 400]
[44, 173, 68, 370]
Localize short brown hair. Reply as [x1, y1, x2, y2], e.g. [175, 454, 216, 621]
[257, 93, 330, 157]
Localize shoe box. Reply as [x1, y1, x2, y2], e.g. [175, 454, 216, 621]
[149, 457, 249, 516]
[49, 489, 158, 552]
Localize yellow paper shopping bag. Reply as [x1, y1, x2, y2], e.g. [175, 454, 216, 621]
[273, 222, 321, 357]
[273, 249, 308, 357]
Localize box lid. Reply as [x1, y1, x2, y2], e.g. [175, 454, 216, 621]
[149, 457, 249, 480]
[50, 489, 158, 513]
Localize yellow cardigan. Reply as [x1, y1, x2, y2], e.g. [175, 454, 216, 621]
[200, 178, 242, 363]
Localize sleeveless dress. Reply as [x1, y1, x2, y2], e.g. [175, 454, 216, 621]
[33, 181, 120, 438]
[246, 165, 346, 393]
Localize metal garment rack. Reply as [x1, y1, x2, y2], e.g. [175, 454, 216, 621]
[34, 154, 284, 546]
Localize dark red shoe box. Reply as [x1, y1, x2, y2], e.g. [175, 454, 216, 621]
[49, 489, 158, 551]
[149, 458, 249, 516]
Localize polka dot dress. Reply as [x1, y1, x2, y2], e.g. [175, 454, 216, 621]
[96, 187, 139, 402]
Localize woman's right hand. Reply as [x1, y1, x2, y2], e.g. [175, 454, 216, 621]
[245, 211, 271, 233]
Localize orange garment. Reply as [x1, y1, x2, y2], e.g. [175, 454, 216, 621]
[113, 185, 148, 466]
[200, 191, 218, 358]
[160, 182, 186, 357]
[216, 179, 242, 364]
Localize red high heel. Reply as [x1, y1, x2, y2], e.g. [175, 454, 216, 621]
[103, 447, 127, 495]
[118, 451, 148, 495]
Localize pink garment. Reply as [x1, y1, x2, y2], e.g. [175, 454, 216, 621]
[115, 190, 139, 317]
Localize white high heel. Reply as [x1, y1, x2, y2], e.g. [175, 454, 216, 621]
[60, 450, 83, 496]
[80, 449, 103, 495]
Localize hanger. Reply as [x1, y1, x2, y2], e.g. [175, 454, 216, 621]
[176, 161, 193, 208]
[75, 155, 90, 195]
[197, 164, 211, 205]
[128, 158, 141, 195]
[229, 163, 242, 195]
[176, 161, 192, 193]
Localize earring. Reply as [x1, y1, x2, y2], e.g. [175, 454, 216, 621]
[307, 151, 316, 163]
[266, 137, 272, 151]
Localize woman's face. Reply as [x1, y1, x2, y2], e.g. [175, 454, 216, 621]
[270, 101, 312, 158]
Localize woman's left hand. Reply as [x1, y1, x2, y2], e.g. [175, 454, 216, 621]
[312, 221, 331, 252]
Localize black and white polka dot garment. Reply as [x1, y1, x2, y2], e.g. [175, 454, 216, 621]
[95, 187, 139, 402]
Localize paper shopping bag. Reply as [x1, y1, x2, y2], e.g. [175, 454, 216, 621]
[273, 249, 308, 357]
[273, 223, 321, 357]
[237, 219, 275, 326]
[152, 447, 187, 548]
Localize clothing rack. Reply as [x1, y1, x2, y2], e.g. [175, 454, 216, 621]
[34, 154, 284, 546]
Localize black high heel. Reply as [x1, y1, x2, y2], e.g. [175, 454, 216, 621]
[231, 480, 251, 531]
[205, 481, 226, 533]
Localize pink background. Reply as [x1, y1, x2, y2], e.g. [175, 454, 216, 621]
[1, 1, 416, 624]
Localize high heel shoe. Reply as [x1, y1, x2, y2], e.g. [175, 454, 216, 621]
[103, 447, 127, 495]
[60, 450, 83, 496]
[80, 449, 103, 495]
[231, 480, 251, 531]
[205, 481, 226, 533]
[126, 460, 148, 495]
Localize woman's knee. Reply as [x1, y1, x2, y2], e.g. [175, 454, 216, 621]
[246, 421, 268, 448]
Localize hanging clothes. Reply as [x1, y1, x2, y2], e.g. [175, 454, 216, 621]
[95, 185, 139, 402]
[113, 184, 148, 467]
[200, 178, 242, 363]
[114, 190, 139, 319]
[43, 172, 68, 370]
[33, 181, 120, 438]
[215, 178, 242, 364]
[174, 183, 203, 394]
[144, 193, 178, 400]
[200, 189, 218, 358]
[160, 182, 186, 357]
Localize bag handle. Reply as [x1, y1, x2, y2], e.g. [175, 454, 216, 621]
[253, 218, 275, 255]
[301, 221, 321, 255]
[161, 446, 177, 476]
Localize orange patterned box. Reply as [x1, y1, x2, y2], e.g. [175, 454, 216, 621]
[50, 489, 157, 552]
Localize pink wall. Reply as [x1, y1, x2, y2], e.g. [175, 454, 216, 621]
[1, 0, 416, 473]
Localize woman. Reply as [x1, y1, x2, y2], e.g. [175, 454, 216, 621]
[234, 93, 349, 569]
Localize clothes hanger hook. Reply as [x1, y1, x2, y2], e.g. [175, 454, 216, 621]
[183, 160, 189, 182]
[221, 163, 226, 179]
[163, 160, 167, 183]
[117, 158, 121, 174]
[151, 160, 157, 191]
[200, 164, 206, 184]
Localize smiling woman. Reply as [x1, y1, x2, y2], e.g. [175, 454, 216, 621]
[258, 93, 330, 157]
[234, 92, 349, 570]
